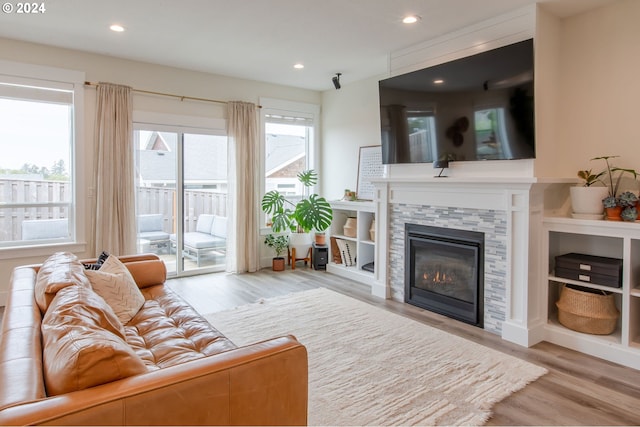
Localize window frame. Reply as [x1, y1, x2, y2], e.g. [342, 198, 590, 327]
[259, 98, 320, 231]
[133, 111, 227, 277]
[0, 60, 85, 258]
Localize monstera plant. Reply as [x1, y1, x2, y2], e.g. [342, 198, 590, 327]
[261, 170, 333, 235]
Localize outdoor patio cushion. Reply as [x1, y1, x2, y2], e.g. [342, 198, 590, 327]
[195, 214, 215, 234]
[137, 214, 169, 242]
[21, 219, 68, 240]
[139, 230, 170, 242]
[183, 233, 225, 249]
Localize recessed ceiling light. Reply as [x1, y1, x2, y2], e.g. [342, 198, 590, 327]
[110, 24, 125, 32]
[402, 15, 421, 24]
[294, 63, 304, 69]
[433, 79, 444, 84]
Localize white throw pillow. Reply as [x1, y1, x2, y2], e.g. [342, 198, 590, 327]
[85, 255, 145, 325]
[335, 239, 357, 267]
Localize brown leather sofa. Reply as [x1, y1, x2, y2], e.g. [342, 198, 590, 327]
[0, 253, 308, 426]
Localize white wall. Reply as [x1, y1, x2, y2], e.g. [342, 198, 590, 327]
[321, 76, 383, 201]
[0, 37, 320, 301]
[555, 0, 640, 177]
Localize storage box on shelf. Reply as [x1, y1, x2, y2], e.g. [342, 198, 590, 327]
[543, 216, 640, 369]
[327, 200, 375, 285]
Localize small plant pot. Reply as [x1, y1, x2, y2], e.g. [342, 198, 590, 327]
[315, 232, 326, 245]
[272, 257, 285, 271]
[605, 206, 623, 221]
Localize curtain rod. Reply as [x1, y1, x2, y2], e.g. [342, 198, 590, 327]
[84, 81, 261, 108]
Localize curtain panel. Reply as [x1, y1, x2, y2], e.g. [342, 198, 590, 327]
[227, 101, 260, 273]
[92, 83, 136, 256]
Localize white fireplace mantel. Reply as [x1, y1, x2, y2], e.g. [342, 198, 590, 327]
[370, 176, 569, 348]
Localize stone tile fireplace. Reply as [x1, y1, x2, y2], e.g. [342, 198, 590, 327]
[370, 175, 554, 346]
[392, 204, 506, 334]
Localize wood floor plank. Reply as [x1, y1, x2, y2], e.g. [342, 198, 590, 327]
[168, 267, 640, 426]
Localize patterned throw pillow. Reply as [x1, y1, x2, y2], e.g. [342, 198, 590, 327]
[85, 255, 145, 325]
[83, 251, 110, 270]
[335, 239, 357, 267]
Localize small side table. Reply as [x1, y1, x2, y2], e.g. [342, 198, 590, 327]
[312, 242, 328, 270]
[288, 246, 312, 270]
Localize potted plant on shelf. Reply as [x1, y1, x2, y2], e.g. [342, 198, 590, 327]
[264, 234, 289, 271]
[261, 170, 333, 257]
[592, 155, 638, 197]
[603, 195, 622, 221]
[570, 168, 608, 218]
[602, 192, 638, 221]
[591, 156, 638, 221]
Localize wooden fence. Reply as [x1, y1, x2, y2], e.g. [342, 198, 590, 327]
[0, 179, 228, 241]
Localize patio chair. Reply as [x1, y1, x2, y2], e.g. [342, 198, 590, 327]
[171, 214, 227, 266]
[137, 214, 170, 253]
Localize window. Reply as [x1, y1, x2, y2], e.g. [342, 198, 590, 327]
[475, 107, 508, 160]
[406, 112, 436, 163]
[260, 98, 319, 225]
[0, 74, 79, 247]
[133, 111, 228, 276]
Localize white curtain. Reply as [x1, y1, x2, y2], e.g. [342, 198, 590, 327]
[227, 101, 260, 273]
[91, 83, 136, 256]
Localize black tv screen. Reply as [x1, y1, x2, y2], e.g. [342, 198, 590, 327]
[379, 39, 534, 164]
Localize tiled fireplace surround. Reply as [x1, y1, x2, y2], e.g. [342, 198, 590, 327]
[389, 204, 507, 334]
[371, 176, 563, 347]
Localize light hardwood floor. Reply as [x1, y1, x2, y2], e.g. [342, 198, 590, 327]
[168, 267, 640, 426]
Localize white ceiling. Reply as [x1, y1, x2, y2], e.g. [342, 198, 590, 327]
[0, 0, 615, 91]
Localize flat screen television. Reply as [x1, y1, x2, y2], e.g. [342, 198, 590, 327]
[379, 39, 534, 165]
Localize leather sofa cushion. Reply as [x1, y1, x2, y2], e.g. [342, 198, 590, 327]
[126, 285, 237, 370]
[42, 284, 147, 396]
[85, 255, 145, 324]
[34, 252, 91, 314]
[125, 259, 167, 289]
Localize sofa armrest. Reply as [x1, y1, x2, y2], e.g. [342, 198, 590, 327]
[0, 335, 308, 426]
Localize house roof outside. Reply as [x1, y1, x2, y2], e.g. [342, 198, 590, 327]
[266, 133, 305, 178]
[138, 132, 228, 186]
[138, 131, 303, 186]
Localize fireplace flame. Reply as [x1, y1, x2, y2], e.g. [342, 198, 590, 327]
[423, 270, 453, 285]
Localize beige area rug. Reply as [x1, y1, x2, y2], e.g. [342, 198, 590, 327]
[205, 288, 547, 426]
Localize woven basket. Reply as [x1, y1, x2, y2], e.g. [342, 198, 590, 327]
[343, 217, 357, 238]
[556, 284, 619, 335]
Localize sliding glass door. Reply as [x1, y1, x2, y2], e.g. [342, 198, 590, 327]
[134, 128, 228, 276]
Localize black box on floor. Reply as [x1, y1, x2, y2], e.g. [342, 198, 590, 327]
[312, 242, 328, 270]
[555, 252, 622, 288]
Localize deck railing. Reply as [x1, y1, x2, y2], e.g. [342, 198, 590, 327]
[0, 179, 228, 241]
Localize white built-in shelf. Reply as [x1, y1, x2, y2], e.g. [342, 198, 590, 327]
[543, 216, 640, 370]
[327, 201, 376, 286]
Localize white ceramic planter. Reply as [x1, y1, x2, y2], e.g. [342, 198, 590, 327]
[289, 232, 312, 257]
[570, 186, 609, 218]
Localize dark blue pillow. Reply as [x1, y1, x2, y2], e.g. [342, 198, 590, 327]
[83, 251, 110, 270]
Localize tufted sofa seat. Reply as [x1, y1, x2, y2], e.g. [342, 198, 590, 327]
[124, 285, 237, 370]
[0, 253, 308, 426]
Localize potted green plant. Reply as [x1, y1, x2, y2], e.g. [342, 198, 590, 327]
[603, 195, 622, 221]
[618, 191, 638, 222]
[592, 155, 638, 198]
[261, 170, 333, 256]
[264, 234, 289, 271]
[570, 168, 608, 218]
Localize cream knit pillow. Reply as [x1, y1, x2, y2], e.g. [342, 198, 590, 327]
[85, 255, 145, 324]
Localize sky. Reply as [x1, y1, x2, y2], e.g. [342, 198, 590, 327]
[0, 98, 71, 171]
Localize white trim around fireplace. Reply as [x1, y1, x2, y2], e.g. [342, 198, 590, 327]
[371, 177, 567, 348]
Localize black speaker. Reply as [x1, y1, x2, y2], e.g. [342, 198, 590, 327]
[312, 242, 328, 270]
